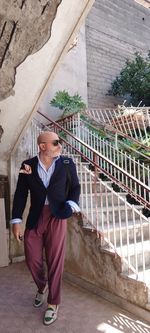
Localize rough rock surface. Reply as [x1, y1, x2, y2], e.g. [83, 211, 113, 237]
[0, 0, 62, 100]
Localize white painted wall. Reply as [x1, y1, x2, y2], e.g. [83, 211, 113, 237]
[38, 24, 87, 123]
[0, 0, 94, 175]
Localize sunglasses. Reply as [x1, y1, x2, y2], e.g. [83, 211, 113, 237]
[41, 139, 62, 146]
[52, 139, 62, 146]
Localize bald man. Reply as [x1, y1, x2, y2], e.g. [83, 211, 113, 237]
[10, 131, 80, 325]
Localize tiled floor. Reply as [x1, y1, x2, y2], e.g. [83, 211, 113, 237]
[0, 262, 150, 333]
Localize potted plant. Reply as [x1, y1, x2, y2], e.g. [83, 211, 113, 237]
[50, 90, 86, 117]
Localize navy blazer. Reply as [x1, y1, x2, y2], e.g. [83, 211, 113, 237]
[12, 156, 80, 229]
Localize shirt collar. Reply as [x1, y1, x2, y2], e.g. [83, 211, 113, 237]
[37, 154, 60, 172]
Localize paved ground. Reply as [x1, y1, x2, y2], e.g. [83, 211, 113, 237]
[0, 262, 150, 333]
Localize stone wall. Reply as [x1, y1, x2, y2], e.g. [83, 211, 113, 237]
[65, 217, 149, 312]
[86, 0, 150, 108]
[0, 0, 62, 100]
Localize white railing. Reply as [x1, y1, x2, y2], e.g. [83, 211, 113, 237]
[61, 114, 150, 206]
[24, 117, 150, 283]
[63, 146, 150, 284]
[76, 163, 150, 284]
[85, 107, 150, 141]
[26, 120, 43, 157]
[37, 113, 150, 208]
[60, 112, 150, 159]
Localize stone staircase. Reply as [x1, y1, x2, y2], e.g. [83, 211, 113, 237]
[73, 155, 150, 286]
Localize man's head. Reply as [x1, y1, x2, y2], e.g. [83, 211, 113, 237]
[37, 131, 62, 158]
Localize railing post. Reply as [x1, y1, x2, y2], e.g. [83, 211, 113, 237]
[93, 152, 100, 238]
[115, 133, 118, 150]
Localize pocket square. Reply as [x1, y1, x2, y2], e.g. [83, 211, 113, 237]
[19, 164, 32, 174]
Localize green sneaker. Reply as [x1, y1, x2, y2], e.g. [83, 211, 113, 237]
[43, 306, 58, 325]
[34, 287, 47, 308]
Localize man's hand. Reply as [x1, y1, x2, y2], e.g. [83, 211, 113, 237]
[12, 224, 23, 242]
[73, 212, 81, 217]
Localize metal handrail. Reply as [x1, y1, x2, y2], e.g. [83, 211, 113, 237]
[46, 111, 79, 126]
[59, 113, 150, 206]
[37, 111, 150, 209]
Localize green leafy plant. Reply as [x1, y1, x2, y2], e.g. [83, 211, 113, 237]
[50, 90, 86, 117]
[108, 52, 150, 106]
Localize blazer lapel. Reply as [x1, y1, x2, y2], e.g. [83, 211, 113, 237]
[31, 157, 45, 187]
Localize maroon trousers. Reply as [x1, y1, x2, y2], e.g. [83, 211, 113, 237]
[24, 206, 67, 305]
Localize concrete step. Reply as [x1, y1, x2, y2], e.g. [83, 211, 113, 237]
[127, 266, 150, 286]
[116, 240, 150, 268]
[103, 221, 150, 247]
[81, 205, 143, 223]
[83, 218, 149, 246]
[84, 218, 148, 230]
[78, 173, 95, 181]
[101, 240, 150, 272]
[81, 192, 127, 207]
[81, 181, 113, 193]
[77, 162, 89, 167]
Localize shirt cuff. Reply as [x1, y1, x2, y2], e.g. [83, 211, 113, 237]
[10, 218, 22, 224]
[66, 200, 81, 213]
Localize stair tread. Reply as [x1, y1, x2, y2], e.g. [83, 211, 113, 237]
[102, 220, 148, 229]
[83, 219, 149, 231]
[124, 267, 150, 286]
[80, 181, 113, 184]
[81, 205, 143, 211]
[81, 192, 127, 197]
[116, 240, 150, 255]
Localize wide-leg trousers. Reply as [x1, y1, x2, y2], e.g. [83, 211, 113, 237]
[24, 205, 67, 305]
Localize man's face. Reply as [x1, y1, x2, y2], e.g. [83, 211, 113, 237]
[39, 133, 62, 158]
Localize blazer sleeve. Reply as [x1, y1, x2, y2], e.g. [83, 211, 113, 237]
[12, 163, 29, 219]
[67, 159, 80, 203]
